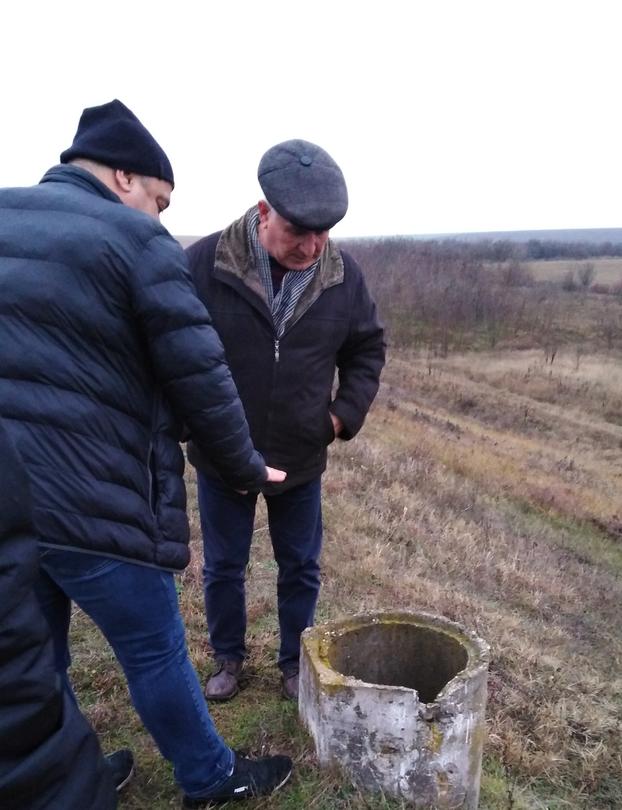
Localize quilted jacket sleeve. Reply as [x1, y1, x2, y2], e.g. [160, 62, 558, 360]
[128, 233, 267, 492]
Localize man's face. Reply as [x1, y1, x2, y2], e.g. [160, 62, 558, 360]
[257, 201, 329, 270]
[124, 175, 172, 221]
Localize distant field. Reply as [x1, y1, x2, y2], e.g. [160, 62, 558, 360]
[507, 258, 622, 286]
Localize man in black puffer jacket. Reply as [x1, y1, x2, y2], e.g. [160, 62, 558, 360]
[187, 140, 385, 703]
[0, 100, 292, 808]
[0, 417, 117, 810]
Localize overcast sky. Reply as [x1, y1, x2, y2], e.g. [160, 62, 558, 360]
[3, 1, 622, 238]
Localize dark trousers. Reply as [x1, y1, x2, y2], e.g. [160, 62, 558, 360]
[35, 550, 233, 798]
[197, 473, 322, 672]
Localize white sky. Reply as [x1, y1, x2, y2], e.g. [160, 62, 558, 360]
[3, 0, 622, 238]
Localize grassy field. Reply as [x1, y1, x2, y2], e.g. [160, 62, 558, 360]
[68, 340, 622, 809]
[525, 258, 622, 286]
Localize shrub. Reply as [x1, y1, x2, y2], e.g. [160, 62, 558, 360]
[578, 262, 596, 288]
[561, 270, 577, 292]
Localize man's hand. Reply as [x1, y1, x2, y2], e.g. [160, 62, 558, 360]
[237, 466, 286, 494]
[330, 412, 343, 438]
[265, 466, 287, 483]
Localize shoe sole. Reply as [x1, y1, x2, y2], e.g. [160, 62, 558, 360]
[116, 763, 135, 792]
[272, 765, 293, 794]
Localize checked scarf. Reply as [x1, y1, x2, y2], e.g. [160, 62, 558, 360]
[248, 209, 319, 339]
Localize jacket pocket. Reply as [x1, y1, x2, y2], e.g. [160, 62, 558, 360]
[323, 409, 336, 445]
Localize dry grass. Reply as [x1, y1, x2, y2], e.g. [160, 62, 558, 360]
[69, 346, 622, 809]
[526, 258, 622, 286]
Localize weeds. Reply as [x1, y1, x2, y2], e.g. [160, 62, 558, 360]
[68, 343, 622, 809]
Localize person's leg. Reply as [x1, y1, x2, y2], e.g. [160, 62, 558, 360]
[34, 553, 135, 794]
[266, 477, 323, 674]
[39, 549, 234, 798]
[197, 472, 257, 663]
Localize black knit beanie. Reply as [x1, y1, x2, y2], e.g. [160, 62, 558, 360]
[60, 99, 174, 187]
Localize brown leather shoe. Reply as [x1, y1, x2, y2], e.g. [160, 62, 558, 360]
[281, 669, 299, 701]
[204, 659, 243, 701]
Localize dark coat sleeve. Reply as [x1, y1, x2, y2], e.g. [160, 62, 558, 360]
[330, 252, 386, 440]
[0, 419, 117, 810]
[128, 234, 267, 491]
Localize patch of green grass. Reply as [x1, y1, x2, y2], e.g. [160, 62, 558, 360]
[247, 613, 280, 637]
[479, 756, 528, 809]
[208, 694, 303, 753]
[507, 499, 622, 576]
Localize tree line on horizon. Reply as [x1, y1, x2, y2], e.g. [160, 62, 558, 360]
[337, 236, 622, 357]
[339, 234, 622, 262]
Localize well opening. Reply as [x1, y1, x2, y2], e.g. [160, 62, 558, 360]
[326, 622, 469, 703]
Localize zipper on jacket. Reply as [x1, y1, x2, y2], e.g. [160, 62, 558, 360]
[263, 333, 282, 458]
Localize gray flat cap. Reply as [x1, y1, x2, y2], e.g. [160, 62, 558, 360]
[258, 139, 348, 231]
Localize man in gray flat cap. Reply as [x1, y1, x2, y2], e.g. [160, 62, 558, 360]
[186, 139, 385, 702]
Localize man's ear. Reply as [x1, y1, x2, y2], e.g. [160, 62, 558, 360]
[113, 169, 134, 194]
[257, 199, 270, 224]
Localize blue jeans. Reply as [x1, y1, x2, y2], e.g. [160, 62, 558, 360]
[35, 549, 234, 799]
[197, 473, 322, 672]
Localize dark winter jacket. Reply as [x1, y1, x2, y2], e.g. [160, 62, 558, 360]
[0, 418, 117, 810]
[0, 166, 266, 570]
[186, 208, 385, 492]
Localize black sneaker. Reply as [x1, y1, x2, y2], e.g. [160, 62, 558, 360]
[182, 753, 292, 807]
[105, 748, 135, 792]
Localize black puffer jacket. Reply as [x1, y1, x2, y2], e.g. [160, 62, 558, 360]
[186, 208, 385, 492]
[0, 418, 116, 810]
[0, 166, 265, 570]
